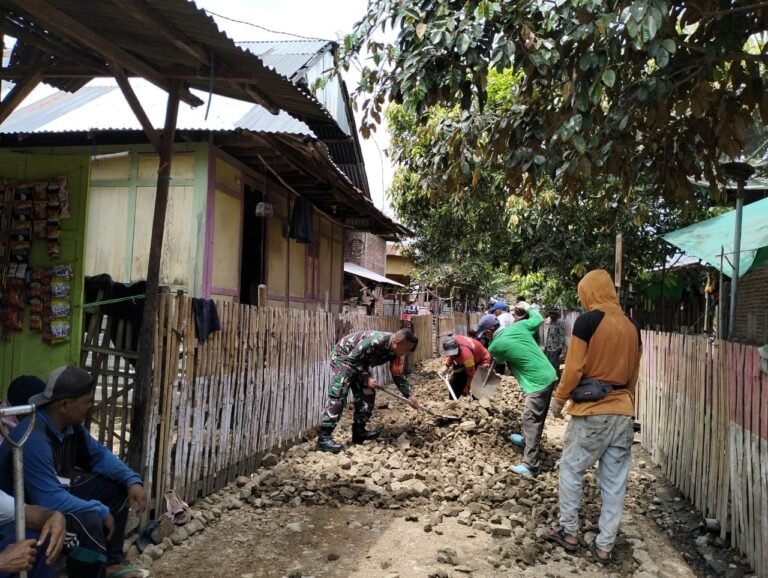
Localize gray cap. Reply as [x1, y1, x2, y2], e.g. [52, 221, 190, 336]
[28, 366, 94, 407]
[442, 336, 460, 357]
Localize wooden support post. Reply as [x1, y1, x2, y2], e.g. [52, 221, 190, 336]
[257, 284, 267, 308]
[0, 57, 45, 124]
[112, 63, 162, 152]
[128, 80, 181, 473]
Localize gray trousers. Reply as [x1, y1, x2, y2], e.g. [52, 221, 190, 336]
[521, 381, 556, 472]
[559, 414, 634, 551]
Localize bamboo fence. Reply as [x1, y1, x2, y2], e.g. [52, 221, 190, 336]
[637, 331, 767, 576]
[469, 312, 481, 332]
[82, 303, 138, 460]
[409, 314, 434, 365]
[134, 295, 435, 510]
[453, 312, 468, 336]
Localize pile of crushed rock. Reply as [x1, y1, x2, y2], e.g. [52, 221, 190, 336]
[129, 359, 690, 576]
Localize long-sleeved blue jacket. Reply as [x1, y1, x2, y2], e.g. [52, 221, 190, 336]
[0, 409, 141, 520]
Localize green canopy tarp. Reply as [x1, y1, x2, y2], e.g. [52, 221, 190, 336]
[663, 197, 768, 278]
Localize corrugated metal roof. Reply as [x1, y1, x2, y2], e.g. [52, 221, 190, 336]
[239, 40, 370, 197]
[239, 40, 331, 55]
[0, 79, 314, 136]
[1, 0, 337, 128]
[344, 262, 404, 287]
[237, 40, 331, 81]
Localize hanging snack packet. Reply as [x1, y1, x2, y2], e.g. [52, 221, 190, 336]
[34, 183, 48, 202]
[32, 221, 47, 240]
[54, 178, 70, 219]
[49, 318, 71, 343]
[33, 201, 48, 221]
[14, 185, 33, 202]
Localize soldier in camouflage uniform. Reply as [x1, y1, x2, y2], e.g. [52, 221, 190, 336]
[317, 328, 419, 453]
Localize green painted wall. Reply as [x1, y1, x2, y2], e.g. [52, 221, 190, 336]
[0, 152, 90, 394]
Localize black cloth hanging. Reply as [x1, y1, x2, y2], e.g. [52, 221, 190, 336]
[288, 197, 315, 244]
[191, 298, 221, 344]
[84, 274, 146, 355]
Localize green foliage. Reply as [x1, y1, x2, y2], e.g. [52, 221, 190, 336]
[410, 260, 513, 302]
[385, 76, 716, 304]
[342, 0, 768, 202]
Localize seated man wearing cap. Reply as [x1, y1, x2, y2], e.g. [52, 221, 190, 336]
[0, 375, 47, 439]
[439, 335, 491, 399]
[0, 367, 148, 578]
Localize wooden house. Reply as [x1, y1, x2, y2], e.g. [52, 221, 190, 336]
[1, 44, 403, 314]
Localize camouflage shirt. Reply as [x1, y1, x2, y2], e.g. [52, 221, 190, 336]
[332, 331, 412, 397]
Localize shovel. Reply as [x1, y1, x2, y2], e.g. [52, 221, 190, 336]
[377, 385, 461, 423]
[0, 403, 38, 578]
[471, 362, 501, 400]
[437, 371, 458, 401]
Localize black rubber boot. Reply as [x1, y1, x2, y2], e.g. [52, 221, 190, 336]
[352, 424, 380, 444]
[316, 428, 342, 453]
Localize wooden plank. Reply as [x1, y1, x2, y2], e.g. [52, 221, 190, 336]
[743, 344, 754, 565]
[761, 346, 768, 578]
[81, 344, 140, 359]
[718, 339, 730, 541]
[748, 348, 762, 572]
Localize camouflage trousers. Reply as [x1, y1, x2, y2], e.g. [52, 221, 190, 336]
[320, 360, 375, 431]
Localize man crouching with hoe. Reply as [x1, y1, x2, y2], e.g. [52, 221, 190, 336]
[316, 328, 420, 453]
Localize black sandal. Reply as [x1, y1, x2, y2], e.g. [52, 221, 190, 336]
[590, 540, 612, 565]
[546, 526, 579, 552]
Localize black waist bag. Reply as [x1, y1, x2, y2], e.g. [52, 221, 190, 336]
[570, 379, 624, 403]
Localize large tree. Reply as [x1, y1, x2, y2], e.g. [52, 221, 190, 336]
[343, 0, 767, 201]
[386, 71, 716, 302]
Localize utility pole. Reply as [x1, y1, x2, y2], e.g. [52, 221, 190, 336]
[721, 162, 755, 340]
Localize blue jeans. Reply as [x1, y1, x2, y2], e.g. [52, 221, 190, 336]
[0, 529, 55, 578]
[558, 414, 634, 552]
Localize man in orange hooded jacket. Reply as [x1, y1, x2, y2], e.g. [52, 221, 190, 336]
[546, 270, 642, 564]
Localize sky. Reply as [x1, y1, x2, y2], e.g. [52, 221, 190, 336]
[195, 0, 395, 216]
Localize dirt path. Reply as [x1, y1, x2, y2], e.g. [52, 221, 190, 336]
[145, 361, 750, 578]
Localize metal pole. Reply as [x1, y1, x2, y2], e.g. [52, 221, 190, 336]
[0, 404, 37, 578]
[13, 446, 25, 544]
[719, 247, 724, 340]
[728, 187, 744, 340]
[720, 161, 754, 340]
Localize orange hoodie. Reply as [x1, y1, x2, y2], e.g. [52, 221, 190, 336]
[554, 269, 642, 416]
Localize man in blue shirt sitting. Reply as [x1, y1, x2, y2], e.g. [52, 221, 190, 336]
[0, 367, 148, 578]
[0, 488, 65, 578]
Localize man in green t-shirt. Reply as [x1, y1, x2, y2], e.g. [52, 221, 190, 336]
[489, 302, 557, 477]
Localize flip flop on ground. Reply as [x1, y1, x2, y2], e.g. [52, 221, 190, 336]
[546, 526, 579, 551]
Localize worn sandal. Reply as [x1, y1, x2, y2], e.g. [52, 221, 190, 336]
[546, 526, 579, 551]
[590, 540, 612, 565]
